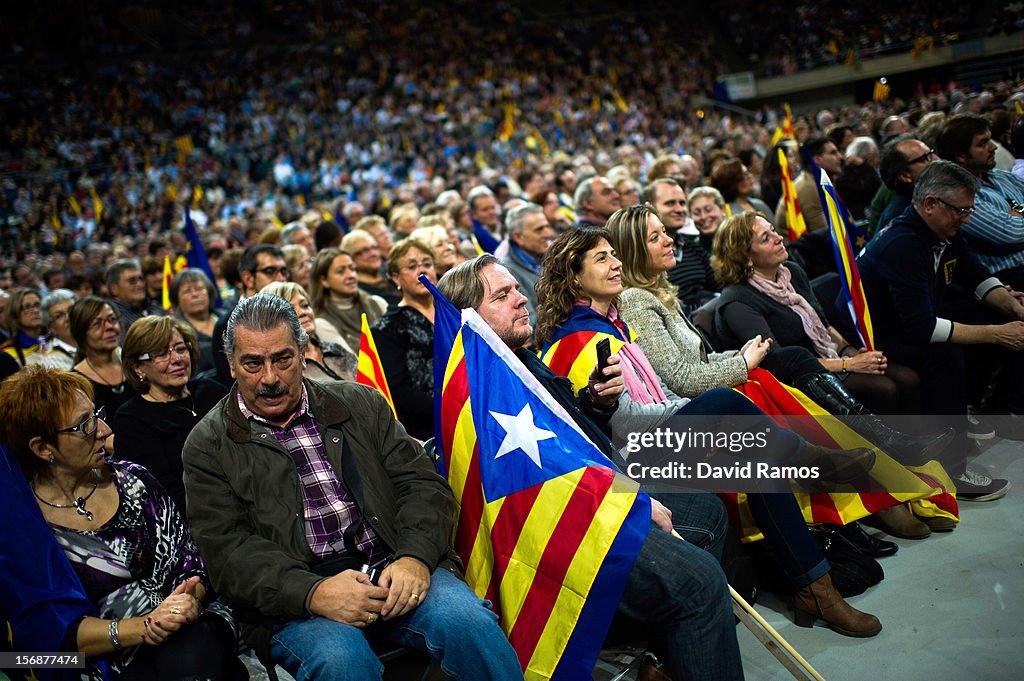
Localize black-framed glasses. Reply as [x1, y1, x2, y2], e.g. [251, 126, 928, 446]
[906, 148, 935, 166]
[257, 266, 290, 279]
[57, 406, 106, 437]
[88, 313, 121, 330]
[138, 342, 191, 364]
[934, 196, 975, 218]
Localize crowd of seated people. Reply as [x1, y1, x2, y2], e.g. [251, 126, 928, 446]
[5, 4, 1024, 677]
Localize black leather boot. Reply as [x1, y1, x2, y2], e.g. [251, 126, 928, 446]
[793, 372, 954, 463]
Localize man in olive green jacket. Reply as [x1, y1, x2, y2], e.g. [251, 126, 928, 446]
[182, 294, 522, 681]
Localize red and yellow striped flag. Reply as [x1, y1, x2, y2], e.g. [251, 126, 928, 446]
[440, 309, 648, 680]
[161, 256, 173, 311]
[722, 368, 958, 540]
[779, 146, 807, 241]
[356, 314, 396, 417]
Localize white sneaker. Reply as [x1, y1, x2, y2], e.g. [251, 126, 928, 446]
[956, 466, 1010, 502]
[967, 412, 996, 440]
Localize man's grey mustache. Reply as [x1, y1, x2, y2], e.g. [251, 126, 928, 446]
[257, 384, 288, 398]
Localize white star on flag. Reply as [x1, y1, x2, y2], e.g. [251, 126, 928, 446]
[490, 404, 556, 469]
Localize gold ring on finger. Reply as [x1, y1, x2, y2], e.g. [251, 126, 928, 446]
[367, 613, 377, 625]
[410, 593, 420, 600]
[170, 607, 181, 615]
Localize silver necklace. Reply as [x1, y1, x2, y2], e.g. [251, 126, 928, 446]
[85, 357, 125, 395]
[145, 390, 196, 417]
[32, 473, 99, 521]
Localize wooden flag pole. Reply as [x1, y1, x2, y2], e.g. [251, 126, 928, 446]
[667, 529, 826, 681]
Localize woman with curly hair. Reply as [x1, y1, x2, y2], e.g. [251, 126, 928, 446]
[533, 226, 882, 638]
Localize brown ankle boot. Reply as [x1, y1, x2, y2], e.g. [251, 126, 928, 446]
[793, 573, 882, 637]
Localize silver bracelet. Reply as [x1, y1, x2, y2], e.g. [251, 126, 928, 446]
[108, 618, 122, 653]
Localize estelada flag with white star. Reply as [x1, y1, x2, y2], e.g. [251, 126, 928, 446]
[437, 307, 650, 681]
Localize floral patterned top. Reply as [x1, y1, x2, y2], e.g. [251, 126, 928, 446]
[47, 459, 233, 672]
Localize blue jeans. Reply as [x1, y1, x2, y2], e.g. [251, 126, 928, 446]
[746, 493, 829, 588]
[269, 568, 523, 681]
[684, 389, 828, 588]
[652, 491, 728, 561]
[617, 528, 744, 681]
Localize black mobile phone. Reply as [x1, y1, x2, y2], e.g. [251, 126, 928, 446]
[595, 338, 611, 378]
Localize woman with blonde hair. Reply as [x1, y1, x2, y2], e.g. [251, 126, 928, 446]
[260, 280, 356, 383]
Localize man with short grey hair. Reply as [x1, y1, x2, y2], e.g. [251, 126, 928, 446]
[280, 221, 316, 256]
[182, 294, 521, 681]
[468, 186, 501, 240]
[573, 176, 621, 228]
[499, 203, 554, 320]
[857, 161, 1023, 500]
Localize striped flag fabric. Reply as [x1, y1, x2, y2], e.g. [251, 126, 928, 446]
[782, 103, 797, 140]
[778, 146, 807, 241]
[356, 313, 396, 418]
[803, 150, 876, 350]
[732, 368, 958, 530]
[161, 255, 174, 311]
[437, 307, 649, 680]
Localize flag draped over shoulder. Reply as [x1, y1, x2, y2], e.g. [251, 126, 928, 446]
[539, 307, 631, 394]
[356, 313, 396, 417]
[803, 151, 875, 350]
[721, 369, 958, 540]
[182, 206, 222, 306]
[422, 275, 462, 475]
[1, 445, 109, 680]
[430, 297, 649, 679]
[778, 147, 807, 241]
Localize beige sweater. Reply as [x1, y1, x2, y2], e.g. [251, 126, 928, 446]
[618, 287, 748, 397]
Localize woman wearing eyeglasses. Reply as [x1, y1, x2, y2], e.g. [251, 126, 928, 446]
[112, 316, 227, 513]
[308, 246, 388, 355]
[0, 366, 242, 679]
[341, 228, 402, 305]
[370, 238, 439, 440]
[69, 296, 137, 417]
[1, 287, 45, 366]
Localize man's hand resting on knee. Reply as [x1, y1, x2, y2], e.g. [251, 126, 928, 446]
[308, 570, 389, 627]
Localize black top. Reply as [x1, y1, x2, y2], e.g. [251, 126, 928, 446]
[855, 204, 999, 347]
[715, 261, 828, 356]
[74, 370, 137, 418]
[667, 234, 720, 316]
[111, 377, 227, 513]
[371, 306, 435, 440]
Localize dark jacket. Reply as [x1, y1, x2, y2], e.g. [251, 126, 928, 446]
[181, 378, 460, 649]
[856, 204, 1000, 347]
[715, 261, 827, 355]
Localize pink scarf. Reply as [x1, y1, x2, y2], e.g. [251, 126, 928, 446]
[747, 266, 838, 359]
[601, 304, 669, 405]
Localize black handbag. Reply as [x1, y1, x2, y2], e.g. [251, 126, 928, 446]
[808, 525, 884, 597]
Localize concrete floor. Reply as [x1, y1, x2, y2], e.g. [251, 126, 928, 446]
[735, 436, 1024, 681]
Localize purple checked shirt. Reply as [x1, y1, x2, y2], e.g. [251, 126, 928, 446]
[237, 386, 387, 564]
